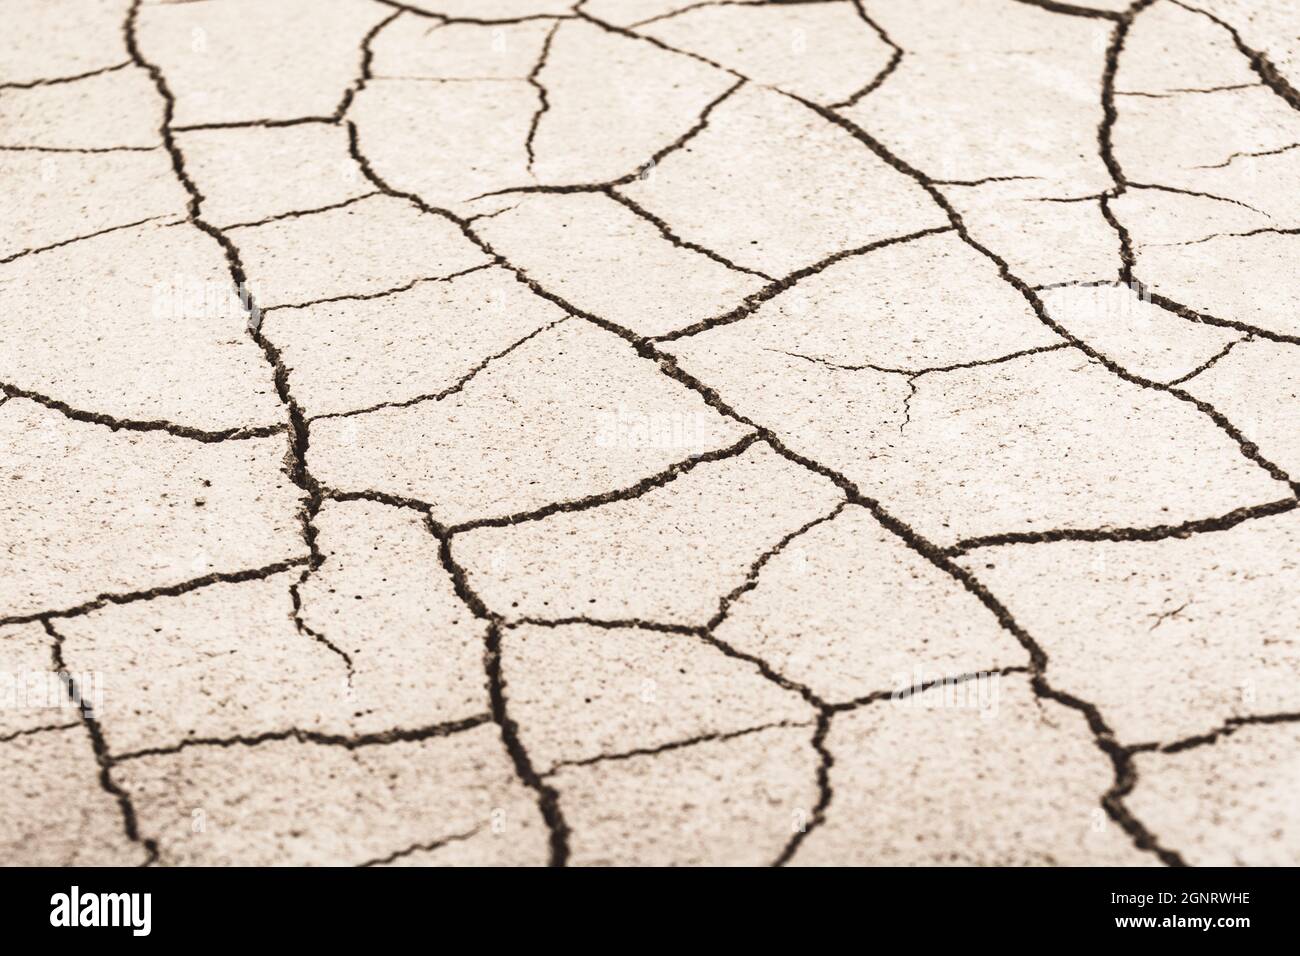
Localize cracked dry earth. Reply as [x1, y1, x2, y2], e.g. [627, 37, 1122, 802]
[2, 0, 1300, 871]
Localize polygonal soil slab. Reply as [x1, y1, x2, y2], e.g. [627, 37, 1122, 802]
[134, 0, 390, 127]
[618, 84, 947, 276]
[299, 499, 491, 734]
[309, 320, 750, 526]
[472, 192, 767, 338]
[638, 1, 895, 106]
[959, 508, 1300, 744]
[116, 723, 545, 866]
[713, 505, 1022, 705]
[54, 574, 350, 757]
[0, 623, 79, 739]
[553, 724, 819, 866]
[1129, 721, 1300, 866]
[267, 265, 566, 419]
[0, 220, 283, 433]
[0, 149, 188, 262]
[233, 194, 489, 309]
[451, 441, 843, 624]
[0, 400, 304, 621]
[176, 122, 375, 229]
[501, 622, 813, 772]
[1, 0, 131, 87]
[790, 678, 1153, 865]
[0, 727, 149, 866]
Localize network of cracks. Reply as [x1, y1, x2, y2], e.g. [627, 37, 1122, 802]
[2, 0, 1299, 866]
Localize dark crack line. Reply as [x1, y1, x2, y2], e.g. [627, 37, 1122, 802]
[373, 0, 574, 27]
[1170, 226, 1300, 248]
[773, 713, 833, 864]
[1028, 192, 1108, 204]
[829, 665, 1034, 714]
[357, 825, 483, 867]
[935, 174, 1043, 186]
[463, 84, 757, 285]
[1196, 141, 1300, 170]
[1128, 181, 1274, 219]
[1170, 0, 1300, 114]
[0, 215, 177, 266]
[1078, 1, 1300, 493]
[0, 557, 309, 629]
[1009, 0, 1123, 19]
[164, 8, 392, 137]
[0, 383, 286, 443]
[943, 496, 1299, 557]
[1147, 599, 1191, 632]
[605, 186, 774, 280]
[615, 75, 748, 186]
[468, 76, 747, 199]
[464, 589, 568, 863]
[1046, 674, 1186, 865]
[830, 0, 904, 109]
[288, 498, 355, 684]
[309, 316, 569, 423]
[1098, 192, 1134, 285]
[0, 61, 132, 92]
[1159, 224, 1300, 248]
[779, 666, 1031, 864]
[898, 375, 917, 434]
[0, 721, 83, 744]
[221, 191, 382, 231]
[407, 513, 571, 866]
[1116, 81, 1258, 98]
[770, 341, 1074, 378]
[323, 487, 438, 514]
[688, 499, 861, 865]
[1155, 711, 1300, 755]
[524, 22, 560, 174]
[705, 501, 848, 631]
[357, 68, 756, 291]
[577, 8, 744, 79]
[477, 14, 1265, 865]
[332, 8, 404, 122]
[12, 0, 1293, 871]
[464, 200, 521, 223]
[739, 79, 1192, 862]
[510, 616, 705, 635]
[172, 115, 336, 132]
[1034, 279, 1120, 291]
[1164, 335, 1249, 386]
[43, 619, 159, 865]
[260, 263, 493, 313]
[1098, 1, 1156, 189]
[653, 225, 955, 342]
[621, 545, 837, 866]
[1141, 287, 1300, 348]
[448, 431, 763, 534]
[693, 627, 826, 717]
[0, 144, 159, 153]
[542, 719, 812, 776]
[752, 336, 1059, 449]
[467, 182, 606, 201]
[109, 713, 492, 762]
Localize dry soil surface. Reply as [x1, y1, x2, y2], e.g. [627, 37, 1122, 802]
[2, 0, 1300, 867]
